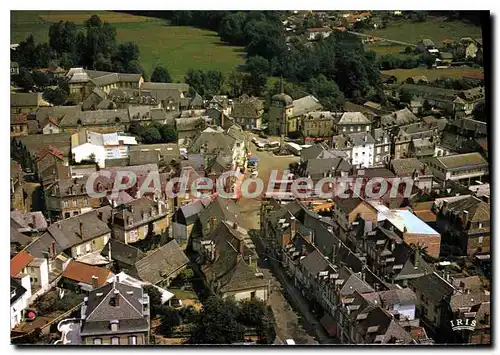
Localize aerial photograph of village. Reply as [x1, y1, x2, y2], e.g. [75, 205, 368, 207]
[10, 10, 490, 346]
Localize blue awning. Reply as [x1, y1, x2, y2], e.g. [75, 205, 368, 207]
[248, 157, 259, 162]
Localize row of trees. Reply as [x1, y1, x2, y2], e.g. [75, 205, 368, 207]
[129, 122, 177, 144]
[377, 52, 435, 70]
[12, 15, 145, 76]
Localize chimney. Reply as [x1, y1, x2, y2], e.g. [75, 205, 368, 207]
[31, 215, 37, 229]
[414, 248, 420, 268]
[211, 216, 217, 231]
[290, 216, 296, 237]
[463, 210, 469, 227]
[441, 200, 449, 215]
[238, 240, 245, 262]
[108, 240, 112, 262]
[91, 275, 98, 289]
[233, 221, 238, 230]
[50, 241, 56, 259]
[115, 274, 120, 284]
[79, 222, 84, 237]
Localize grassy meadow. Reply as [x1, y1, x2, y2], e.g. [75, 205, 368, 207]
[11, 11, 245, 81]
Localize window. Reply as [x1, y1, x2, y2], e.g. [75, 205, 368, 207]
[83, 198, 88, 207]
[72, 200, 77, 208]
[128, 336, 137, 345]
[63, 200, 69, 208]
[93, 338, 102, 345]
[376, 147, 381, 154]
[478, 236, 484, 244]
[86, 243, 91, 252]
[111, 337, 119, 345]
[111, 323, 118, 331]
[250, 291, 256, 300]
[64, 212, 71, 219]
[384, 146, 389, 153]
[479, 223, 483, 229]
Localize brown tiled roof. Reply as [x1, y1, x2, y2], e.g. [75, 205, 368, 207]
[62, 260, 112, 287]
[11, 250, 34, 277]
[34, 145, 65, 162]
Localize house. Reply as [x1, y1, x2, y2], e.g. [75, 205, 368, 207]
[332, 132, 375, 168]
[111, 197, 169, 245]
[331, 197, 378, 242]
[11, 249, 52, 301]
[390, 158, 433, 192]
[440, 52, 454, 64]
[79, 281, 150, 345]
[436, 196, 490, 257]
[60, 260, 113, 291]
[300, 111, 336, 143]
[44, 211, 112, 262]
[10, 225, 32, 256]
[333, 112, 372, 134]
[200, 221, 270, 301]
[11, 93, 50, 115]
[298, 156, 352, 184]
[128, 143, 180, 166]
[11, 277, 31, 329]
[101, 240, 146, 272]
[58, 109, 130, 134]
[424, 152, 489, 186]
[306, 27, 332, 40]
[175, 116, 208, 148]
[372, 128, 391, 166]
[11, 114, 29, 137]
[417, 39, 435, 52]
[392, 122, 436, 160]
[454, 87, 485, 115]
[44, 177, 101, 220]
[196, 196, 243, 242]
[409, 272, 456, 335]
[11, 211, 48, 236]
[42, 116, 61, 134]
[450, 292, 490, 344]
[362, 228, 434, 286]
[132, 240, 189, 287]
[66, 68, 144, 98]
[231, 94, 264, 130]
[380, 108, 419, 131]
[207, 95, 233, 116]
[380, 73, 398, 86]
[380, 209, 441, 259]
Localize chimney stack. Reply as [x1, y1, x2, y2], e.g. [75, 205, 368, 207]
[463, 210, 469, 227]
[442, 200, 449, 215]
[108, 240, 112, 262]
[91, 275, 98, 289]
[31, 215, 37, 229]
[290, 216, 296, 238]
[79, 222, 84, 237]
[50, 241, 56, 259]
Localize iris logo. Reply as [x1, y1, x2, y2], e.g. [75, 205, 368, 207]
[450, 318, 477, 331]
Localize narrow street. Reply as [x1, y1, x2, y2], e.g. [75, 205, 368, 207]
[238, 133, 332, 344]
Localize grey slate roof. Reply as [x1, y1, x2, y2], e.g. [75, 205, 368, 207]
[101, 240, 145, 267]
[409, 272, 455, 304]
[45, 211, 111, 250]
[80, 281, 149, 336]
[380, 288, 417, 306]
[134, 240, 189, 284]
[291, 95, 323, 117]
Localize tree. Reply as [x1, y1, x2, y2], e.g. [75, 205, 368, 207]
[13, 35, 37, 68]
[473, 102, 486, 122]
[191, 296, 245, 344]
[48, 21, 78, 56]
[415, 11, 428, 22]
[158, 306, 181, 337]
[421, 52, 436, 68]
[159, 124, 177, 143]
[151, 65, 172, 83]
[43, 87, 68, 106]
[238, 300, 276, 344]
[399, 89, 414, 104]
[185, 69, 224, 97]
[143, 285, 163, 317]
[218, 12, 247, 45]
[306, 74, 345, 111]
[33, 71, 50, 90]
[83, 15, 117, 69]
[141, 126, 162, 144]
[244, 55, 270, 96]
[228, 71, 245, 97]
[14, 69, 35, 92]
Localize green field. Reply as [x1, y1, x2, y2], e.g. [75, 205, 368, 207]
[365, 16, 482, 45]
[11, 11, 245, 81]
[382, 67, 484, 82]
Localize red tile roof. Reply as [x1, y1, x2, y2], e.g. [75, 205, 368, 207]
[34, 145, 65, 162]
[62, 260, 112, 287]
[11, 250, 34, 277]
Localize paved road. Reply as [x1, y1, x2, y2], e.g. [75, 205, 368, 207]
[238, 133, 337, 344]
[347, 30, 417, 47]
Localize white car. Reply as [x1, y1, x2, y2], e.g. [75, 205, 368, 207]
[285, 339, 295, 345]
